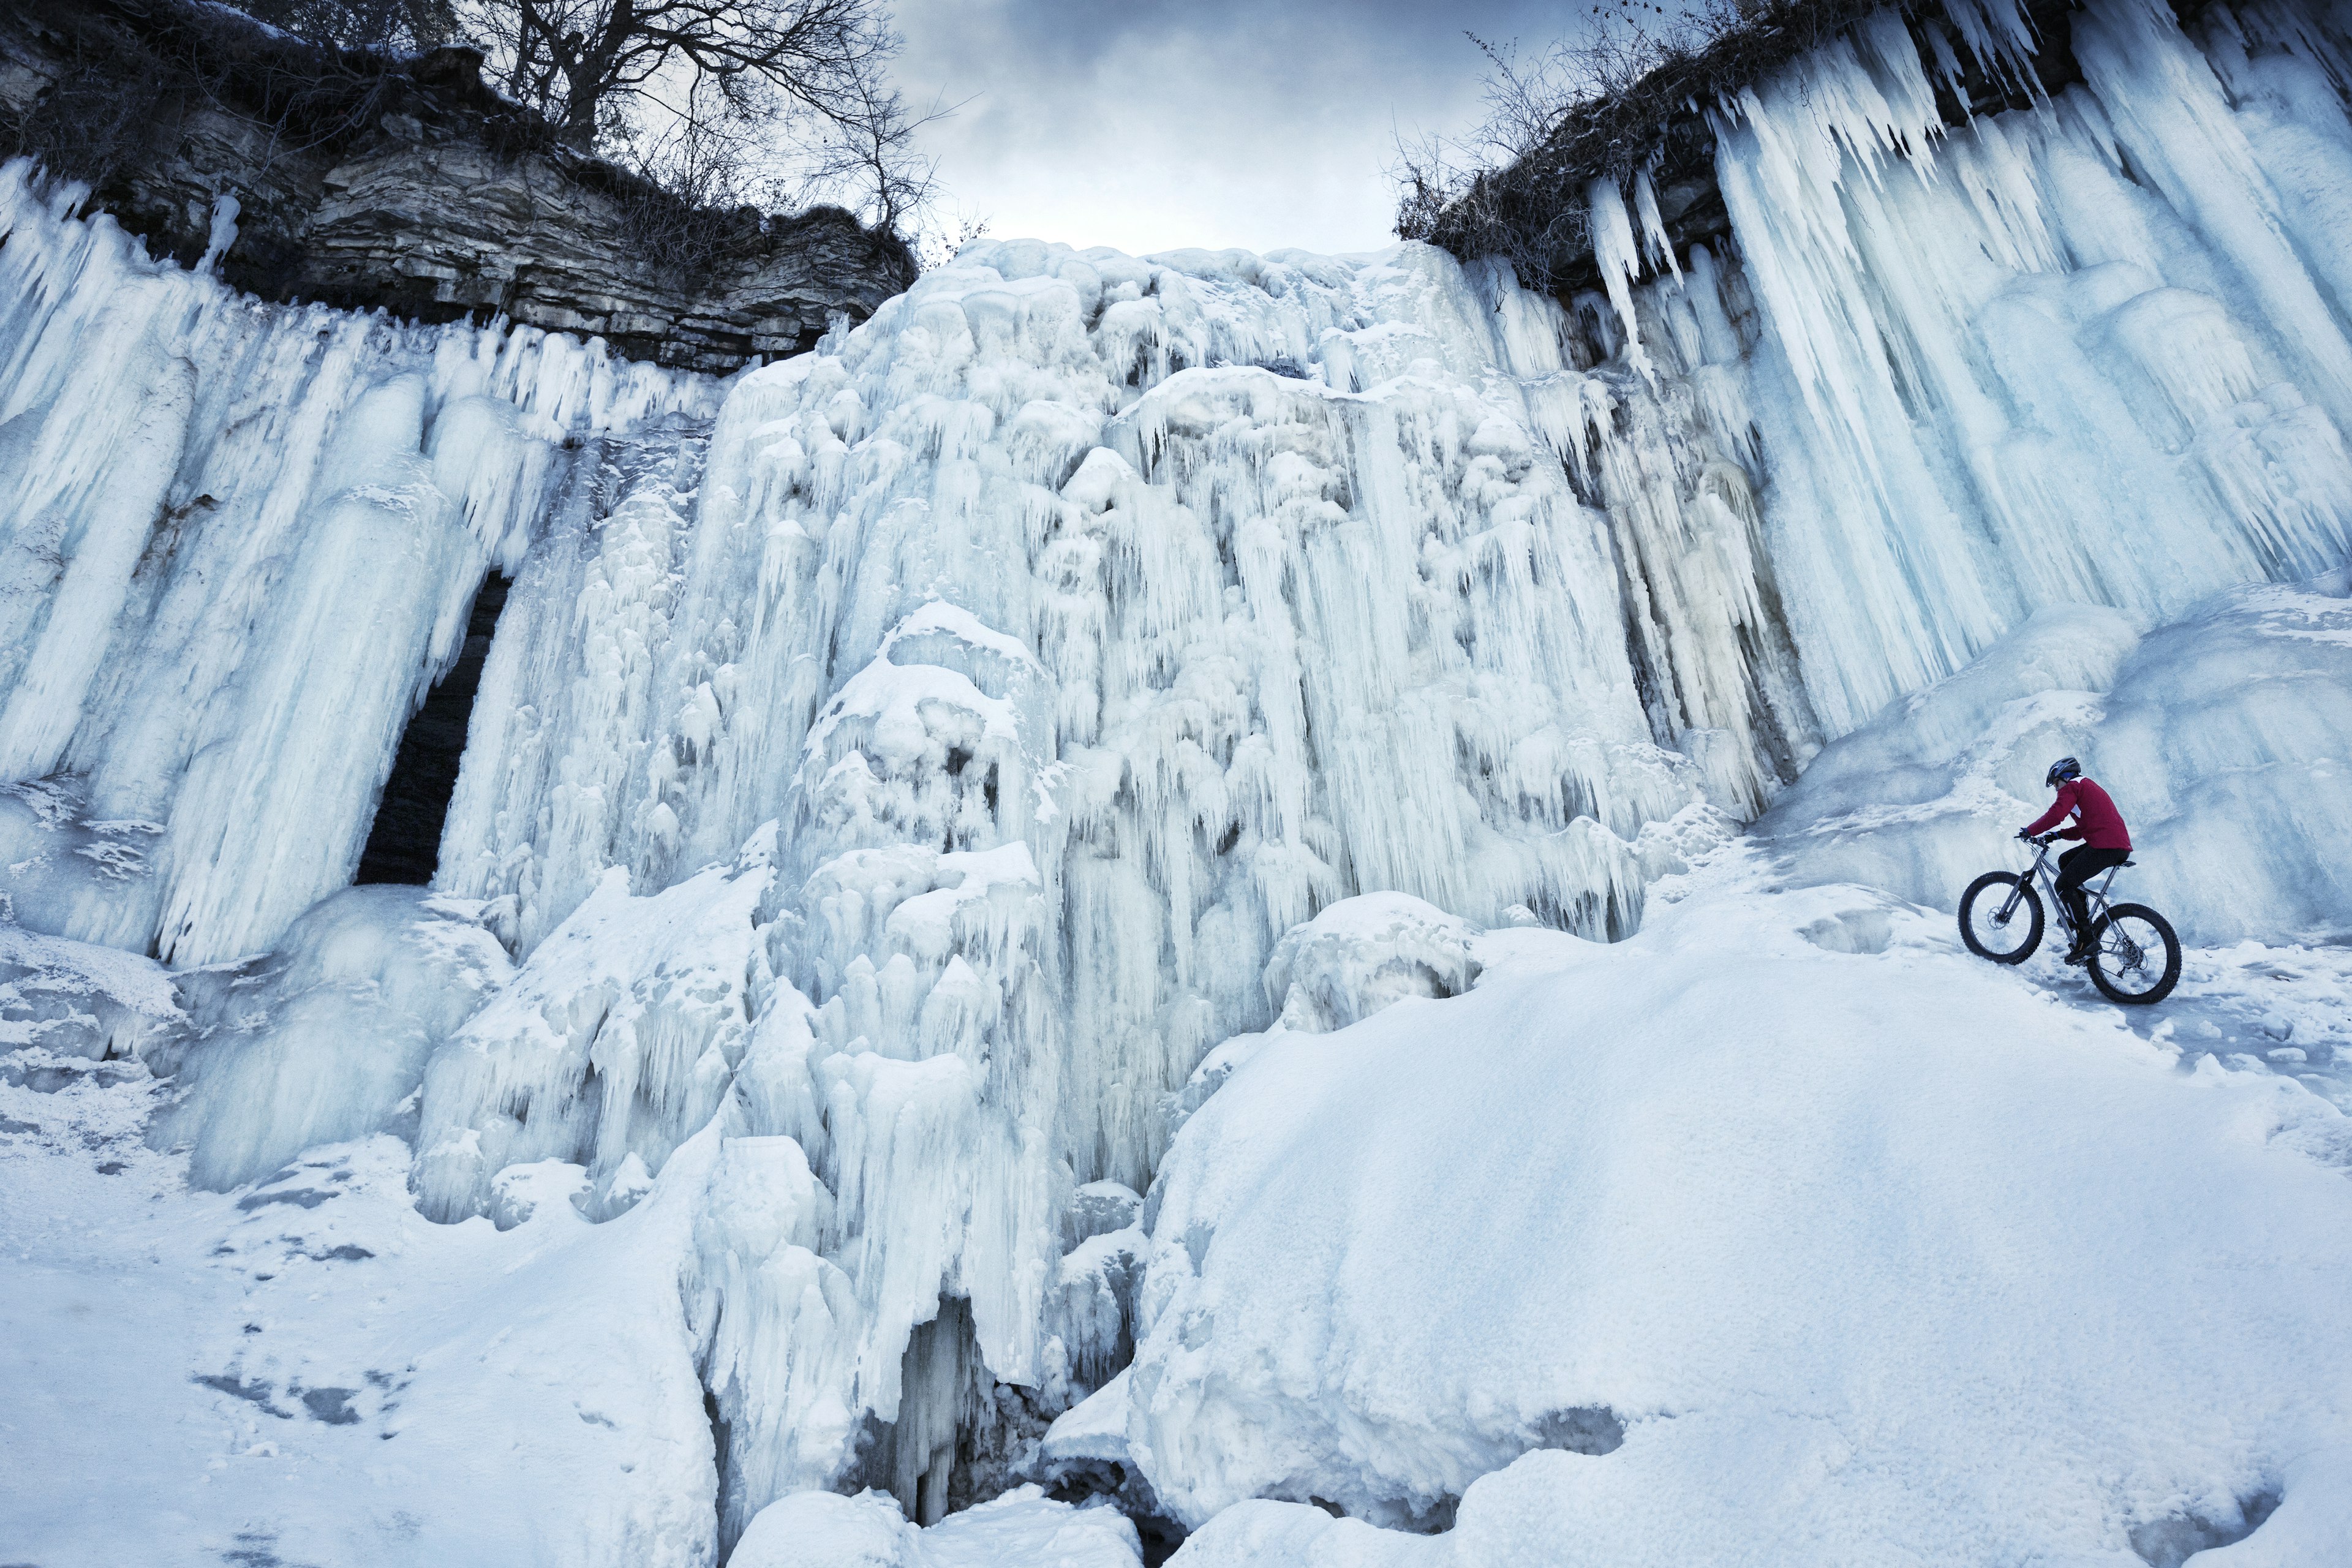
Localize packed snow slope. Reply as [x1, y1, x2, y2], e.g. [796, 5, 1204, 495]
[1116, 877, 2352, 1566]
[1757, 569, 2352, 943]
[4, 0, 2352, 1561]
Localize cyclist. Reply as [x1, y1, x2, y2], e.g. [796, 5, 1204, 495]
[2018, 756, 2132, 965]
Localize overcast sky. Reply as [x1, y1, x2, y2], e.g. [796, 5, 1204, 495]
[888, 0, 1575, 258]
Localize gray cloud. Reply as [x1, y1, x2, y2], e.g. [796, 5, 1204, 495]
[890, 0, 1572, 257]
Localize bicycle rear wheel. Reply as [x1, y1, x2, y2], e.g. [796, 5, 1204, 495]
[1959, 872, 2043, 963]
[2087, 903, 2181, 1005]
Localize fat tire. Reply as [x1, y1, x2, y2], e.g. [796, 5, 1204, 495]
[1959, 872, 2043, 963]
[2087, 903, 2182, 1005]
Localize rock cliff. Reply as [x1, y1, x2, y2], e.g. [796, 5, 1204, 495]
[0, 0, 916, 373]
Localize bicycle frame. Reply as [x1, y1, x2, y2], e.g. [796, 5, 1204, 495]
[1964, 838, 2175, 999]
[1996, 839, 2136, 952]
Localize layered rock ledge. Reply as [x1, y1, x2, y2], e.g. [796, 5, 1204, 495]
[0, 0, 916, 373]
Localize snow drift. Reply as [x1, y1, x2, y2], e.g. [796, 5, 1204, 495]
[1116, 889, 2352, 1563]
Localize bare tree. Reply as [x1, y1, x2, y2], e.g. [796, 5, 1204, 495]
[601, 72, 770, 281]
[913, 206, 990, 271]
[1395, 2, 1745, 225]
[786, 72, 967, 236]
[241, 0, 463, 55]
[450, 0, 952, 245]
[461, 0, 895, 152]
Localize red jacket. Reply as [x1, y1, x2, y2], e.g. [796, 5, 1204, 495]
[2024, 778, 2131, 850]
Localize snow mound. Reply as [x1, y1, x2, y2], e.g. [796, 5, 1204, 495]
[732, 1486, 1140, 1568]
[149, 885, 512, 1190]
[1126, 884, 2352, 1562]
[1261, 892, 1480, 1033]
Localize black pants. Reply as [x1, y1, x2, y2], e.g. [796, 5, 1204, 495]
[2056, 846, 2131, 944]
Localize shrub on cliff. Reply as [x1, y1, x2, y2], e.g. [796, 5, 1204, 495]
[1392, 0, 2056, 294]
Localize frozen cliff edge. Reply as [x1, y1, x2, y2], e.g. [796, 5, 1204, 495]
[0, 0, 915, 372]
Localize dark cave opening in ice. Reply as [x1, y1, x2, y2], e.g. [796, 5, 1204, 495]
[355, 573, 510, 886]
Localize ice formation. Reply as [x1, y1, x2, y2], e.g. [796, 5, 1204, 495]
[151, 886, 513, 1190]
[1758, 569, 2352, 942]
[1260, 892, 1480, 1034]
[0, 160, 714, 965]
[5, 0, 2352, 1559]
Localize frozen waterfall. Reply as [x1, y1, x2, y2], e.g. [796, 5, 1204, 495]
[4, 0, 2352, 1556]
[0, 162, 715, 965]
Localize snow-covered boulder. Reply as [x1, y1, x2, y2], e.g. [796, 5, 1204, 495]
[1261, 893, 1480, 1035]
[1068, 1178, 1144, 1245]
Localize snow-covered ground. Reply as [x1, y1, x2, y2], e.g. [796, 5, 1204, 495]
[5, 850, 2348, 1564]
[1, 1043, 717, 1565]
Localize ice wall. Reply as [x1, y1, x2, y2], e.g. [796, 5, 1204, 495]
[0, 161, 716, 966]
[1639, 0, 2352, 737]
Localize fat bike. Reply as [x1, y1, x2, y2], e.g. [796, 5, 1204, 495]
[1958, 834, 2182, 1005]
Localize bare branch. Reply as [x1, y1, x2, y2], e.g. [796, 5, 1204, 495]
[450, 0, 942, 247]
[1392, 0, 1991, 293]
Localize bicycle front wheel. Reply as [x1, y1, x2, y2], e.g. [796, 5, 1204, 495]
[2088, 903, 2182, 1005]
[1959, 872, 2043, 963]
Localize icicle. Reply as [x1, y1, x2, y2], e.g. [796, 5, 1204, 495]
[1588, 178, 1657, 381]
[195, 192, 239, 276]
[1942, 0, 2046, 88]
[1632, 165, 1684, 283]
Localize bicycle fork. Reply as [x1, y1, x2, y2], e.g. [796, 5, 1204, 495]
[1996, 846, 2053, 927]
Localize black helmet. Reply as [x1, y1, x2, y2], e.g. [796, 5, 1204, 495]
[2045, 756, 2082, 788]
